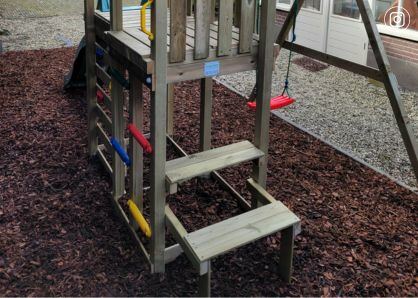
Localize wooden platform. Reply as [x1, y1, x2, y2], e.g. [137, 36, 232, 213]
[94, 9, 273, 82]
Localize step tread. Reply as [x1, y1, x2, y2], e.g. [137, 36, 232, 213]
[166, 140, 264, 184]
[184, 201, 300, 262]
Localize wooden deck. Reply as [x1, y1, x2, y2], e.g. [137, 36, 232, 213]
[94, 9, 270, 82]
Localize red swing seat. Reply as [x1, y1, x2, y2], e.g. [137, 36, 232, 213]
[247, 95, 295, 111]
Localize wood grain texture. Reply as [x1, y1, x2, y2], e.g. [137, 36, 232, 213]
[217, 0, 234, 56]
[184, 201, 300, 262]
[166, 141, 264, 184]
[194, 0, 211, 59]
[239, 0, 255, 53]
[170, 0, 187, 62]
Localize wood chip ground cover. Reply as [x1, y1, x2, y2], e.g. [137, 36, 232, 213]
[0, 48, 417, 296]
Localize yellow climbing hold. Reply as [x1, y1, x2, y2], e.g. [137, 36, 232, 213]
[127, 199, 151, 238]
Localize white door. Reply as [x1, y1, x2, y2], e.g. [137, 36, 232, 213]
[326, 0, 371, 64]
[293, 0, 329, 52]
[291, 0, 371, 65]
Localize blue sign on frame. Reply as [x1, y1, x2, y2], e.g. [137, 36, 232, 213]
[204, 61, 220, 77]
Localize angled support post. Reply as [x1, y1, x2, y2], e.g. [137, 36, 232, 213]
[85, 0, 98, 157]
[274, 0, 305, 46]
[356, 0, 418, 182]
[150, 0, 168, 273]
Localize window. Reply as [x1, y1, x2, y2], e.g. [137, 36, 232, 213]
[375, 0, 417, 31]
[303, 0, 321, 11]
[277, 0, 321, 11]
[277, 0, 291, 10]
[333, 0, 360, 19]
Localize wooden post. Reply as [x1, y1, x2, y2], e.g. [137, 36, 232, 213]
[110, 0, 126, 201]
[150, 0, 168, 273]
[199, 78, 213, 152]
[169, 0, 187, 63]
[187, 0, 194, 16]
[218, 0, 234, 56]
[111, 60, 126, 200]
[252, 0, 275, 189]
[85, 0, 98, 157]
[355, 0, 418, 182]
[194, 0, 211, 59]
[198, 261, 211, 297]
[239, 0, 256, 54]
[129, 74, 144, 216]
[278, 226, 295, 283]
[110, 0, 123, 31]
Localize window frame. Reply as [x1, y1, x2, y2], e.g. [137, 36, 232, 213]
[276, 0, 291, 11]
[372, 0, 418, 41]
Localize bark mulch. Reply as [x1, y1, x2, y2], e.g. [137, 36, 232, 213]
[292, 56, 329, 72]
[0, 48, 417, 297]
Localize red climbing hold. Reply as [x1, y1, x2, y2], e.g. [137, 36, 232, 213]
[96, 89, 104, 104]
[247, 95, 295, 111]
[127, 124, 153, 154]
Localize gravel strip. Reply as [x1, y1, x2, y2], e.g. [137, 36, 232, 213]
[0, 0, 84, 52]
[217, 50, 418, 189]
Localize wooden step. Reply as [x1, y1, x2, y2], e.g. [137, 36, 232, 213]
[165, 140, 264, 185]
[183, 201, 300, 263]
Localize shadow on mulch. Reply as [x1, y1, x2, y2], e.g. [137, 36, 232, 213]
[0, 48, 417, 297]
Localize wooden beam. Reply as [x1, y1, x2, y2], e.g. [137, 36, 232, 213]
[278, 226, 295, 283]
[150, 0, 168, 273]
[282, 41, 383, 82]
[97, 147, 113, 175]
[252, 0, 275, 189]
[239, 0, 256, 54]
[164, 244, 183, 264]
[217, 0, 234, 56]
[110, 59, 126, 200]
[110, 0, 123, 31]
[198, 261, 211, 297]
[275, 0, 305, 46]
[246, 178, 275, 207]
[85, 0, 98, 157]
[170, 0, 187, 63]
[95, 103, 112, 132]
[356, 0, 418, 182]
[194, 0, 211, 59]
[199, 78, 213, 151]
[165, 206, 209, 274]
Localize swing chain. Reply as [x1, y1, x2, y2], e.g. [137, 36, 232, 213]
[282, 0, 298, 97]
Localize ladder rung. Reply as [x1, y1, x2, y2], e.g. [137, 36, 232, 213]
[95, 104, 112, 132]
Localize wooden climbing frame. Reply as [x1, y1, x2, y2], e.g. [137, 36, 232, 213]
[85, 0, 300, 295]
[83, 0, 417, 295]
